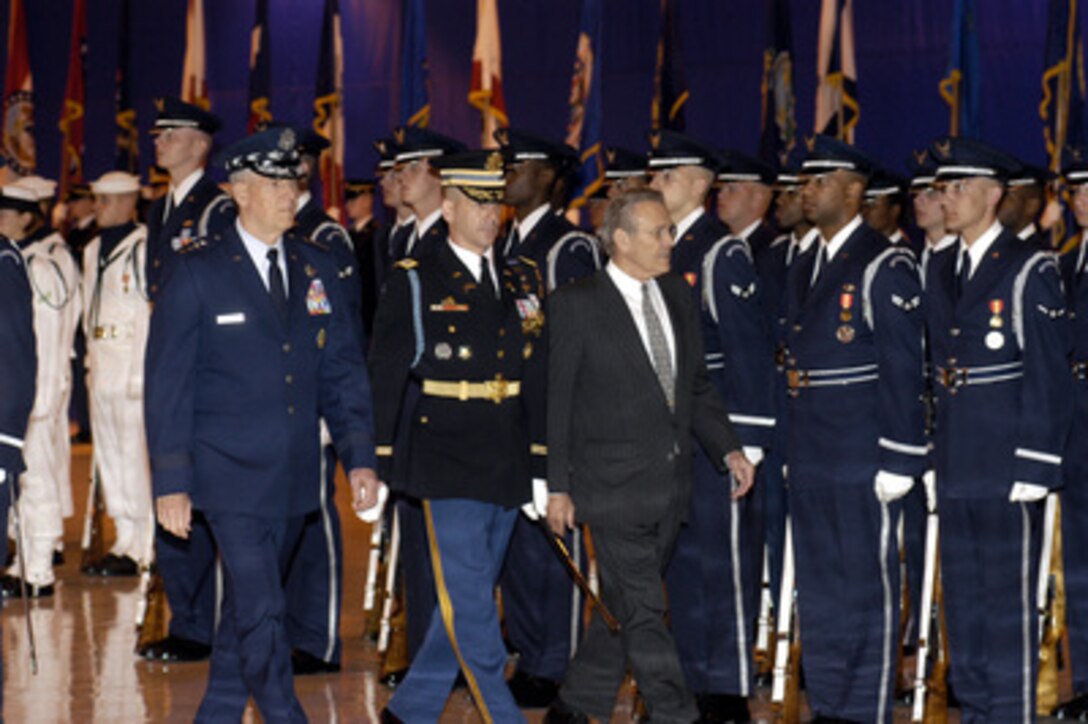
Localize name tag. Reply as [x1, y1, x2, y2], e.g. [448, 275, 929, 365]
[216, 312, 246, 325]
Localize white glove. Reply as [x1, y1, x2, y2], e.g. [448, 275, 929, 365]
[742, 446, 765, 467]
[354, 482, 389, 523]
[1009, 482, 1048, 503]
[521, 478, 549, 520]
[922, 470, 937, 512]
[874, 470, 914, 503]
[782, 464, 788, 480]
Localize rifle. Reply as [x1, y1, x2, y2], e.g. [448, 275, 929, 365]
[1037, 497, 1065, 716]
[771, 515, 800, 723]
[79, 457, 106, 573]
[135, 511, 168, 651]
[911, 492, 941, 722]
[7, 470, 38, 674]
[754, 546, 774, 680]
[377, 506, 401, 654]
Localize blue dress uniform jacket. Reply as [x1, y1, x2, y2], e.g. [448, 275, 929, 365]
[145, 173, 234, 299]
[0, 237, 35, 717]
[144, 224, 377, 517]
[368, 242, 546, 508]
[0, 238, 36, 476]
[925, 228, 1072, 723]
[672, 210, 722, 288]
[504, 210, 601, 291]
[784, 221, 926, 724]
[409, 217, 449, 261]
[1061, 236, 1088, 693]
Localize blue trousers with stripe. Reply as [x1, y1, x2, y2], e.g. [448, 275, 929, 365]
[665, 447, 764, 696]
[940, 497, 1041, 724]
[197, 512, 306, 723]
[387, 498, 524, 723]
[1063, 383, 1088, 693]
[284, 444, 343, 665]
[790, 485, 900, 724]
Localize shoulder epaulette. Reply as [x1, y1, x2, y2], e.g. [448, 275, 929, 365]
[395, 258, 418, 270]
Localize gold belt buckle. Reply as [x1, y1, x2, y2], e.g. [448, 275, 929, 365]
[786, 369, 807, 390]
[486, 376, 508, 404]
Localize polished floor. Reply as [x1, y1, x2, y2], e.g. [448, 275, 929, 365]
[0, 446, 1066, 721]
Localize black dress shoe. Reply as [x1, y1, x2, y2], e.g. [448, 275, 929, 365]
[1055, 692, 1088, 719]
[95, 553, 138, 577]
[379, 707, 404, 724]
[139, 635, 212, 662]
[52, 549, 65, 566]
[508, 669, 560, 708]
[696, 693, 750, 723]
[0, 575, 54, 598]
[291, 649, 341, 675]
[543, 699, 589, 724]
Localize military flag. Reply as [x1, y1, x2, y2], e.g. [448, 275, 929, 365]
[469, 0, 508, 147]
[59, 0, 87, 198]
[115, 0, 138, 173]
[939, 0, 981, 138]
[314, 0, 345, 215]
[651, 0, 688, 131]
[3, 0, 35, 176]
[566, 0, 604, 209]
[400, 0, 430, 127]
[759, 0, 797, 168]
[814, 0, 858, 143]
[181, 0, 210, 109]
[1041, 0, 1087, 170]
[248, 0, 272, 133]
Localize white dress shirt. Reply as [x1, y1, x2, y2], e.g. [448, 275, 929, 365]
[606, 261, 676, 371]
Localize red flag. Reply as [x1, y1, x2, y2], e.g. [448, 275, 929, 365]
[181, 0, 210, 109]
[59, 0, 87, 198]
[469, 0, 508, 147]
[3, 0, 35, 176]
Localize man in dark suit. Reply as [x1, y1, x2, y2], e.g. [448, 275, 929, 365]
[545, 189, 754, 724]
[140, 96, 233, 663]
[145, 127, 379, 722]
[0, 234, 36, 712]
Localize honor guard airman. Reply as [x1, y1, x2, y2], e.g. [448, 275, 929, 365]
[587, 145, 649, 231]
[141, 97, 232, 664]
[492, 127, 602, 707]
[392, 126, 467, 261]
[0, 231, 36, 712]
[369, 150, 546, 723]
[785, 136, 927, 723]
[1053, 149, 1088, 720]
[81, 172, 153, 579]
[374, 135, 418, 267]
[0, 178, 79, 597]
[863, 167, 914, 251]
[926, 137, 1073, 723]
[658, 148, 775, 722]
[145, 127, 379, 721]
[344, 177, 383, 338]
[998, 162, 1050, 250]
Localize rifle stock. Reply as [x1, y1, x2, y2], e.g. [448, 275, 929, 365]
[80, 462, 106, 572]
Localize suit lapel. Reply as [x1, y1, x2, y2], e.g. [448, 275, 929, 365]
[600, 272, 672, 410]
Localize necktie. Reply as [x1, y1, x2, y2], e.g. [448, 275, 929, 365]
[507, 226, 521, 257]
[405, 227, 420, 258]
[642, 282, 675, 408]
[163, 194, 177, 225]
[810, 243, 828, 287]
[956, 248, 971, 301]
[267, 248, 289, 326]
[480, 256, 497, 299]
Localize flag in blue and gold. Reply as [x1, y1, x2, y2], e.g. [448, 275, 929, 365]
[759, 0, 797, 168]
[314, 0, 345, 214]
[814, 0, 857, 143]
[566, 0, 603, 209]
[247, 0, 272, 133]
[401, 0, 430, 127]
[1041, 0, 1087, 169]
[651, 0, 687, 132]
[114, 0, 138, 173]
[939, 0, 981, 138]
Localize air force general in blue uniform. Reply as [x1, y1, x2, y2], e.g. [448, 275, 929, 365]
[145, 128, 378, 722]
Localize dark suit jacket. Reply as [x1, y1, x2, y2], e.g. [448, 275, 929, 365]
[144, 223, 376, 518]
[547, 269, 741, 527]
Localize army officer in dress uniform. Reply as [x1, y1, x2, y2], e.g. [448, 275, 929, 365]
[370, 150, 546, 723]
[145, 127, 379, 722]
[927, 137, 1072, 723]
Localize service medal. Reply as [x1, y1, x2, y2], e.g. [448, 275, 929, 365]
[684, 272, 697, 287]
[839, 291, 854, 322]
[836, 324, 855, 343]
[458, 345, 473, 360]
[985, 330, 1005, 350]
[989, 299, 1004, 328]
[435, 342, 452, 360]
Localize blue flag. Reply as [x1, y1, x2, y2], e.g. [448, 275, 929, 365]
[248, 0, 272, 133]
[651, 0, 687, 131]
[939, 0, 981, 138]
[1041, 0, 1087, 167]
[114, 0, 137, 173]
[566, 0, 603, 209]
[759, 0, 797, 168]
[400, 0, 430, 128]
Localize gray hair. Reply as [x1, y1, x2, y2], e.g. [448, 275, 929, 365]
[599, 188, 665, 257]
